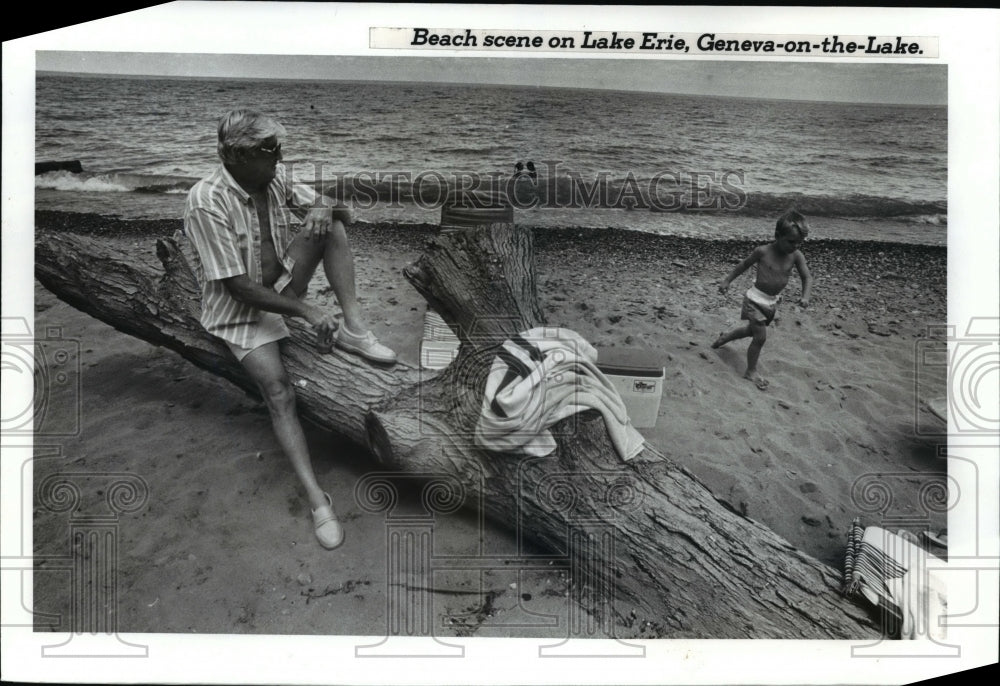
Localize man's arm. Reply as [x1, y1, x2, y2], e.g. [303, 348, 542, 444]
[186, 201, 335, 337]
[289, 199, 352, 236]
[296, 207, 350, 241]
[719, 246, 763, 293]
[282, 163, 352, 236]
[794, 251, 812, 306]
[223, 275, 338, 336]
[184, 205, 247, 280]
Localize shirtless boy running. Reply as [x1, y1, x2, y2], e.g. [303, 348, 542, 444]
[711, 210, 813, 390]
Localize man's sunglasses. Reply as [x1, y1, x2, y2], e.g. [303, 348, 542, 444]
[257, 142, 282, 157]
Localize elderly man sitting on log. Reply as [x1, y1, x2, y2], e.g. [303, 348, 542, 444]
[183, 108, 396, 550]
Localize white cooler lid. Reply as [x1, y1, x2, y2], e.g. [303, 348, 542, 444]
[595, 346, 665, 377]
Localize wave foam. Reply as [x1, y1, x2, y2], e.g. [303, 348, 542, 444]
[36, 171, 132, 193]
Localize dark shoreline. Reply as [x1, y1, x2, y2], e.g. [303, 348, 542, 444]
[35, 209, 946, 253]
[35, 208, 947, 333]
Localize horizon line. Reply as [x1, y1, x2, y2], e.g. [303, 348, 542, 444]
[36, 70, 947, 108]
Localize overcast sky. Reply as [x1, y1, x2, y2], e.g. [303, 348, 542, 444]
[36, 51, 946, 106]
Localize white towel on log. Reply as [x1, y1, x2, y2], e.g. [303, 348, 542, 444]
[474, 327, 645, 461]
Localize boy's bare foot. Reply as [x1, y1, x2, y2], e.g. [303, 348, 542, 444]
[711, 332, 727, 349]
[744, 370, 769, 390]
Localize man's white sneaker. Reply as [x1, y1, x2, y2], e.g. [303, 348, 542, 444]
[311, 492, 344, 550]
[335, 326, 397, 364]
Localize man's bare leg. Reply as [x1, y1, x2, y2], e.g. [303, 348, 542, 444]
[286, 222, 395, 363]
[285, 233, 332, 350]
[287, 221, 368, 334]
[240, 341, 327, 510]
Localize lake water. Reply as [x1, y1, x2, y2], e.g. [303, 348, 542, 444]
[35, 73, 947, 245]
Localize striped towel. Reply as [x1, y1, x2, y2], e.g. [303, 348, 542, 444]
[842, 522, 947, 639]
[474, 327, 645, 461]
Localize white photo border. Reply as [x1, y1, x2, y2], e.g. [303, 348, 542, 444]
[2, 3, 998, 684]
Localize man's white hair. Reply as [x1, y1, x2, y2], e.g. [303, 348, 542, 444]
[217, 109, 287, 164]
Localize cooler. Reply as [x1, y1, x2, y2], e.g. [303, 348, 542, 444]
[596, 347, 665, 429]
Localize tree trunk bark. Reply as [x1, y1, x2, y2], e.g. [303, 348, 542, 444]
[34, 224, 879, 639]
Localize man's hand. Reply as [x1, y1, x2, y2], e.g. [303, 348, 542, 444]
[718, 280, 730, 295]
[301, 208, 333, 241]
[305, 304, 339, 343]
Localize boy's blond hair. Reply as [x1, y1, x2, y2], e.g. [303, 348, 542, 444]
[775, 210, 809, 240]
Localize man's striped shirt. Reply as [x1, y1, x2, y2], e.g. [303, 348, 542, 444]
[183, 163, 317, 347]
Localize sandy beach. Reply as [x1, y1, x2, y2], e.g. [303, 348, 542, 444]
[31, 210, 948, 638]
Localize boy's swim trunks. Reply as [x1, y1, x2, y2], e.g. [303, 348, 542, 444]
[741, 285, 780, 325]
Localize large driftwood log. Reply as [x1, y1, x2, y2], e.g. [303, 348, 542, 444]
[35, 224, 879, 638]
